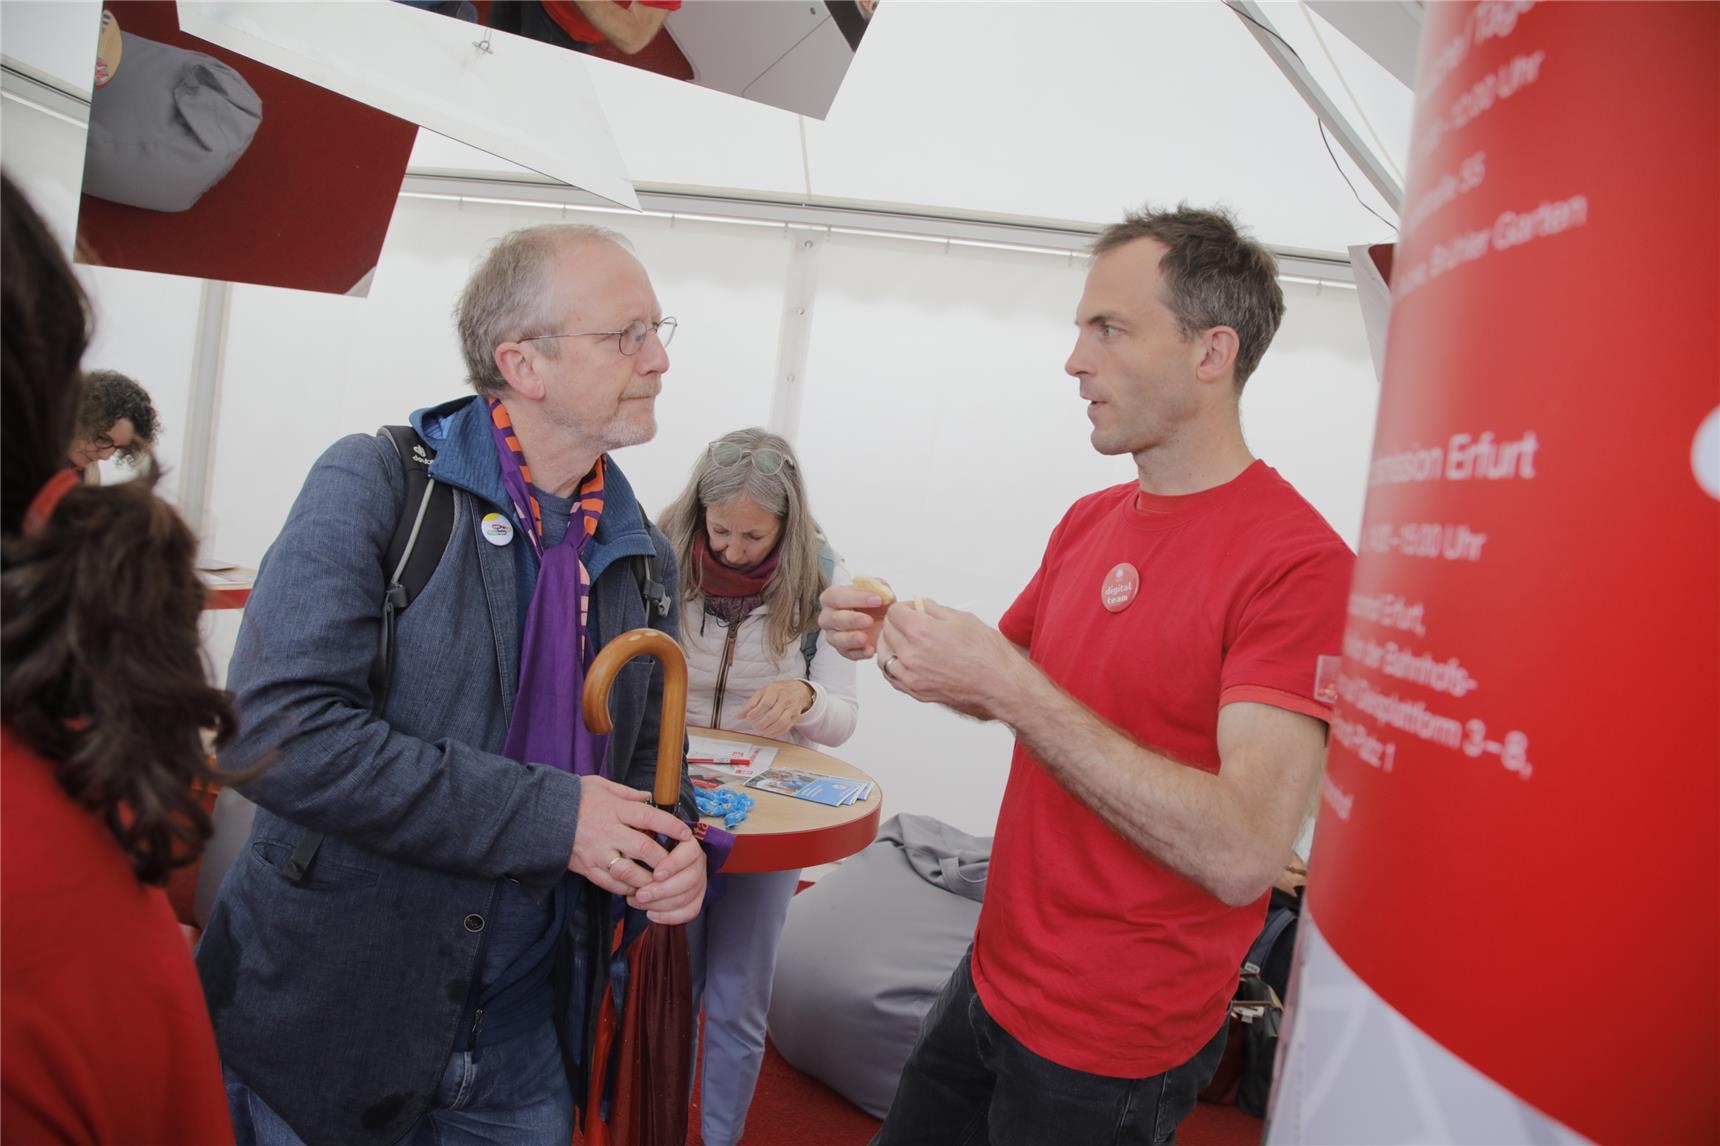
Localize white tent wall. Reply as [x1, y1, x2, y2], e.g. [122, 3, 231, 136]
[1, 1, 1388, 837]
[199, 190, 1376, 840]
[0, 82, 204, 500]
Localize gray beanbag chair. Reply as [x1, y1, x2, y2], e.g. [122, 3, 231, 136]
[82, 29, 262, 213]
[767, 813, 991, 1117]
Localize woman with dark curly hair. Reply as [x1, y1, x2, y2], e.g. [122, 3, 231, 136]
[1, 173, 237, 1143]
[69, 367, 158, 477]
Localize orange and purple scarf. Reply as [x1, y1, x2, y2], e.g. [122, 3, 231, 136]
[489, 399, 608, 776]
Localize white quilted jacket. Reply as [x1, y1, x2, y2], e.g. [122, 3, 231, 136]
[680, 558, 859, 749]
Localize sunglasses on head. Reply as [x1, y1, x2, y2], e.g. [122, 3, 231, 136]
[708, 440, 794, 476]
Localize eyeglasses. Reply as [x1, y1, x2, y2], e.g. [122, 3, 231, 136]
[709, 440, 794, 476]
[521, 316, 677, 356]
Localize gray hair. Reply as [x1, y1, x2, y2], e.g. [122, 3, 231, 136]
[658, 427, 828, 658]
[1092, 204, 1284, 390]
[454, 223, 632, 396]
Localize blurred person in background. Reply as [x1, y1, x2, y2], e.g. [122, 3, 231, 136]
[68, 367, 158, 481]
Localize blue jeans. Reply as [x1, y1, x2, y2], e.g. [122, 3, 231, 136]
[873, 951, 1229, 1146]
[225, 1019, 574, 1145]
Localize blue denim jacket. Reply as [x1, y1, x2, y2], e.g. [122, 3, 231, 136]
[196, 396, 687, 1146]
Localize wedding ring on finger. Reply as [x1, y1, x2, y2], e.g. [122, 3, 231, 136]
[881, 654, 900, 680]
[605, 854, 626, 872]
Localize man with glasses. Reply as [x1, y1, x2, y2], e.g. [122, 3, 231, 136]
[198, 224, 705, 1146]
[819, 206, 1353, 1145]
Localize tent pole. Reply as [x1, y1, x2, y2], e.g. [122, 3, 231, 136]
[178, 279, 231, 539]
[768, 233, 822, 446]
[1228, 0, 1405, 215]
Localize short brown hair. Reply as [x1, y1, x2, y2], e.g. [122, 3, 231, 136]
[1093, 205, 1284, 389]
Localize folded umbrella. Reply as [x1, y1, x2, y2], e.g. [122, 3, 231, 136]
[581, 628, 694, 1146]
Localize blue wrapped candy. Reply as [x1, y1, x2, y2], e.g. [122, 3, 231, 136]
[694, 785, 756, 829]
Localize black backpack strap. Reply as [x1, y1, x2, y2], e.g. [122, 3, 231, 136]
[633, 554, 672, 622]
[380, 429, 453, 608]
[632, 512, 672, 623]
[1243, 904, 1299, 975]
[286, 425, 452, 885]
[368, 426, 454, 703]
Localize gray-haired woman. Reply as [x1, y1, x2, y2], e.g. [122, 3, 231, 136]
[659, 427, 859, 1146]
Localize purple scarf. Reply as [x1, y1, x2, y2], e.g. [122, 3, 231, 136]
[489, 400, 609, 777]
[489, 403, 738, 892]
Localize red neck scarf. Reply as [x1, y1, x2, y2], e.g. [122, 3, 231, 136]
[694, 531, 780, 624]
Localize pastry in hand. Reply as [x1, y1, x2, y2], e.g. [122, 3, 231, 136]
[851, 575, 895, 623]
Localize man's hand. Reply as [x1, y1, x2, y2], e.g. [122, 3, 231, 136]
[629, 836, 707, 924]
[875, 598, 1030, 720]
[570, 774, 692, 897]
[817, 583, 890, 661]
[738, 680, 814, 738]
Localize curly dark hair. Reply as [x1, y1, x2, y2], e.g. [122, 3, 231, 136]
[76, 368, 159, 463]
[2, 172, 237, 885]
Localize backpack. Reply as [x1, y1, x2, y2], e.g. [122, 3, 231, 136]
[1197, 894, 1300, 1116]
[278, 425, 671, 884]
[798, 536, 838, 678]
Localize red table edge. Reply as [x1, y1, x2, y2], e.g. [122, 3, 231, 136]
[204, 586, 252, 610]
[718, 798, 882, 874]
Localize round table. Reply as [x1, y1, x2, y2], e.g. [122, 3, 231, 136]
[200, 567, 255, 610]
[690, 726, 882, 874]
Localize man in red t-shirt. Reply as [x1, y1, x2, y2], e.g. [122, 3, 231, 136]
[820, 206, 1353, 1145]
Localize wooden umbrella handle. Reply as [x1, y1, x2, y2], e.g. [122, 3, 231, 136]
[581, 628, 688, 810]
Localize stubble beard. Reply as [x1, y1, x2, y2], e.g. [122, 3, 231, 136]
[600, 402, 657, 451]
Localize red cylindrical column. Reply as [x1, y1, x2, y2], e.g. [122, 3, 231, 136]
[1274, 5, 1719, 1143]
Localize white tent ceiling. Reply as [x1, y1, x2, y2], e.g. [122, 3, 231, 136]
[3, 0, 1411, 255]
[421, 0, 1413, 254]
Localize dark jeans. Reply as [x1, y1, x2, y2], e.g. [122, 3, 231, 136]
[874, 951, 1228, 1146]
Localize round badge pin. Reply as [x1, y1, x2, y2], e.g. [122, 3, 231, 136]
[480, 512, 515, 547]
[94, 10, 123, 88]
[1101, 562, 1139, 613]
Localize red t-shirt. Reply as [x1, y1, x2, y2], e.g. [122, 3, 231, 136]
[971, 462, 1353, 1077]
[541, 0, 681, 45]
[1, 726, 234, 1145]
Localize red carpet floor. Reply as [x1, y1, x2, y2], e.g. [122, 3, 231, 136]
[575, 1029, 1262, 1145]
[685, 1036, 1263, 1146]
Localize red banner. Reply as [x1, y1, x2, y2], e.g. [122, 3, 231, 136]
[1308, 4, 1719, 1143]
